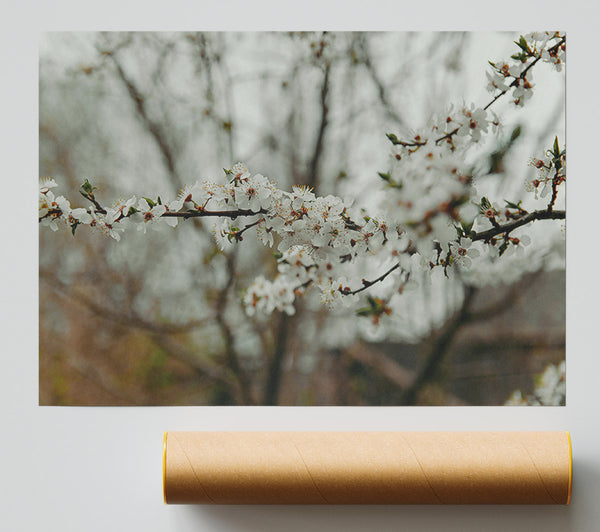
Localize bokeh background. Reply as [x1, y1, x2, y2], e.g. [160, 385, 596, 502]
[39, 32, 565, 405]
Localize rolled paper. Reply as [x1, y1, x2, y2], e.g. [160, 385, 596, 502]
[163, 431, 572, 505]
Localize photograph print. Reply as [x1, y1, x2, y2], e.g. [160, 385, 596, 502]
[39, 31, 566, 405]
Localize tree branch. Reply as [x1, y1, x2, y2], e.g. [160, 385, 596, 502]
[215, 252, 254, 404]
[106, 51, 182, 190]
[483, 36, 565, 111]
[344, 344, 469, 405]
[402, 285, 476, 405]
[263, 311, 291, 405]
[162, 208, 266, 220]
[471, 209, 565, 242]
[306, 62, 331, 191]
[358, 37, 405, 127]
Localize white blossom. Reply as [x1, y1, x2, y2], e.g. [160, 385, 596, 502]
[505, 361, 565, 406]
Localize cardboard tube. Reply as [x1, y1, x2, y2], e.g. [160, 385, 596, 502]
[163, 431, 572, 505]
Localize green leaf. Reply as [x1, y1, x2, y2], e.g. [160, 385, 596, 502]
[71, 222, 79, 236]
[80, 179, 95, 195]
[461, 220, 474, 234]
[386, 133, 400, 145]
[356, 296, 382, 316]
[480, 196, 491, 210]
[143, 197, 156, 208]
[510, 125, 522, 143]
[127, 206, 138, 216]
[157, 196, 162, 205]
[378, 172, 391, 182]
[454, 193, 469, 206]
[504, 199, 522, 210]
[498, 240, 508, 257]
[553, 136, 560, 157]
[515, 36, 531, 54]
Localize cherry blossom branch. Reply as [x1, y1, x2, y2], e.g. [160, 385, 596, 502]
[547, 181, 560, 212]
[162, 208, 266, 220]
[547, 160, 564, 213]
[230, 217, 265, 241]
[471, 209, 565, 242]
[484, 35, 565, 111]
[389, 126, 461, 150]
[39, 206, 267, 223]
[434, 127, 460, 145]
[339, 262, 402, 296]
[79, 190, 107, 214]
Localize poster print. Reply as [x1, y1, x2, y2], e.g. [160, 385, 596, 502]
[39, 32, 565, 405]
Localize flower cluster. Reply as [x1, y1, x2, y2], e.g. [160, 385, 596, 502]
[380, 102, 503, 273]
[525, 138, 566, 202]
[505, 361, 566, 406]
[40, 165, 406, 315]
[486, 32, 565, 107]
[243, 275, 297, 317]
[39, 178, 123, 240]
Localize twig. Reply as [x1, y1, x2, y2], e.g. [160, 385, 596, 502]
[339, 263, 401, 296]
[79, 191, 107, 214]
[434, 127, 460, 145]
[547, 165, 563, 213]
[232, 217, 265, 241]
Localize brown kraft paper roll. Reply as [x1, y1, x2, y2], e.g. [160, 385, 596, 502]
[163, 431, 572, 505]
